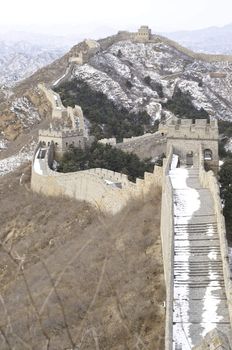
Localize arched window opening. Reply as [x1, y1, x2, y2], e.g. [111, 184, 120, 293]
[204, 149, 212, 161]
[186, 151, 193, 166]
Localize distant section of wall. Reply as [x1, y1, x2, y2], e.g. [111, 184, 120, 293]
[38, 83, 67, 119]
[199, 147, 232, 335]
[31, 145, 162, 214]
[67, 105, 87, 137]
[69, 39, 100, 64]
[115, 132, 167, 159]
[160, 146, 174, 350]
[98, 138, 117, 146]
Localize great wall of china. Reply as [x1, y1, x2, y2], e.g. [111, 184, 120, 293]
[30, 26, 232, 349]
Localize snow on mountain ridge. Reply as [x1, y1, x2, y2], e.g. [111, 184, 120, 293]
[0, 41, 66, 87]
[69, 40, 232, 121]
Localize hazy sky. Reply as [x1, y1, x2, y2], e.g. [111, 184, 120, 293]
[1, 0, 232, 36]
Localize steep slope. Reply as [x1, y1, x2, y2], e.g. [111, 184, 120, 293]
[0, 165, 165, 350]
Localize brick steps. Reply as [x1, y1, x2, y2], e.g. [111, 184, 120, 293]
[170, 168, 232, 349]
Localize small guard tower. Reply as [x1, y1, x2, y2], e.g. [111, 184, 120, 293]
[165, 118, 219, 172]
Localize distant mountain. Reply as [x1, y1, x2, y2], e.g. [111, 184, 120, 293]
[0, 40, 66, 87]
[164, 23, 232, 54]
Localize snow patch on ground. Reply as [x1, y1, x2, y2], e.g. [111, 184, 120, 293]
[170, 168, 200, 217]
[170, 165, 201, 349]
[10, 97, 41, 128]
[145, 101, 162, 120]
[170, 154, 179, 170]
[73, 64, 132, 109]
[0, 141, 36, 176]
[177, 79, 213, 112]
[225, 138, 232, 152]
[0, 138, 8, 150]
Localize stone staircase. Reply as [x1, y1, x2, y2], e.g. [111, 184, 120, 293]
[170, 168, 232, 350]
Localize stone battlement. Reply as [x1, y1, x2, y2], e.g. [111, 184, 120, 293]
[88, 168, 130, 187]
[39, 129, 83, 138]
[166, 118, 218, 140]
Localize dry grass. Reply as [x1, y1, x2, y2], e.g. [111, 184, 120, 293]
[0, 165, 165, 350]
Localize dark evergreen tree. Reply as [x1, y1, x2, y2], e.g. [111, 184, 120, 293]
[58, 142, 154, 182]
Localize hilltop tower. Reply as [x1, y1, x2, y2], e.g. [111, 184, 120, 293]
[134, 25, 152, 42]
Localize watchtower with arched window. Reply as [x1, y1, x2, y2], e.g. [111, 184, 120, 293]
[165, 118, 218, 173]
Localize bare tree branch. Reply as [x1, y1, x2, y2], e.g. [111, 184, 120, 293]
[39, 239, 93, 315]
[0, 242, 51, 348]
[0, 326, 13, 350]
[39, 258, 75, 349]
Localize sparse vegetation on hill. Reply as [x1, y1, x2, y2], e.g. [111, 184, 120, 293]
[0, 166, 165, 350]
[218, 120, 232, 139]
[162, 87, 209, 119]
[58, 141, 154, 182]
[54, 79, 152, 141]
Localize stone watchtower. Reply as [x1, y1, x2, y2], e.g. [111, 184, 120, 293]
[165, 118, 219, 172]
[134, 25, 152, 42]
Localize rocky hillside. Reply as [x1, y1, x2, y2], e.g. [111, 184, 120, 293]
[0, 41, 65, 87]
[71, 39, 232, 121]
[2, 31, 232, 146]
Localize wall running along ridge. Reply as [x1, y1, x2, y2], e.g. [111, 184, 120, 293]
[31, 143, 162, 214]
[115, 133, 167, 159]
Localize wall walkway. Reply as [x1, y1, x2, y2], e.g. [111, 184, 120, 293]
[160, 146, 232, 350]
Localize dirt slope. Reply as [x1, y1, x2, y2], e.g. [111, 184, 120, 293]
[0, 166, 165, 350]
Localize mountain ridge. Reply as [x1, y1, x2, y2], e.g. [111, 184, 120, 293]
[2, 28, 232, 145]
[165, 22, 232, 54]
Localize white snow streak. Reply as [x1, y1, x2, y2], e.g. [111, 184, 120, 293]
[0, 142, 35, 176]
[170, 164, 200, 349]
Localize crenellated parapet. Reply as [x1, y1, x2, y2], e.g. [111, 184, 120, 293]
[166, 118, 218, 140]
[165, 118, 219, 172]
[31, 144, 162, 214]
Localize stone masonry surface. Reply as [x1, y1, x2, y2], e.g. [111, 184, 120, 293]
[170, 165, 232, 349]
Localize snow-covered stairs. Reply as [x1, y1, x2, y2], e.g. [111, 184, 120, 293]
[170, 168, 232, 349]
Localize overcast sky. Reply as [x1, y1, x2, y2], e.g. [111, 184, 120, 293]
[1, 0, 232, 36]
